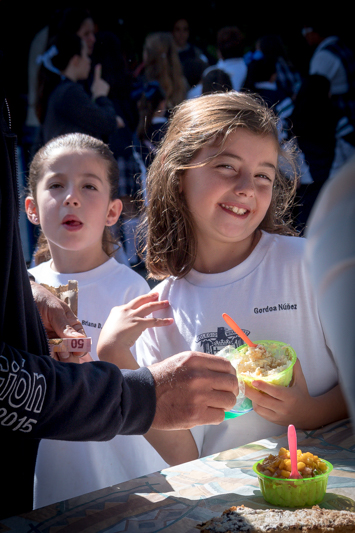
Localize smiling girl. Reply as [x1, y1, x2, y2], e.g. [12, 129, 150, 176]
[25, 133, 172, 508]
[126, 90, 346, 459]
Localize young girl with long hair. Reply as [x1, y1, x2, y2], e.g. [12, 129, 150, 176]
[99, 90, 347, 462]
[25, 132, 175, 508]
[141, 31, 187, 109]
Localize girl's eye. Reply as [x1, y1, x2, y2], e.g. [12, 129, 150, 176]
[48, 183, 62, 189]
[216, 164, 235, 172]
[84, 184, 98, 191]
[256, 173, 273, 182]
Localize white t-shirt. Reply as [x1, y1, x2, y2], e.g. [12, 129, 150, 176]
[29, 258, 169, 508]
[136, 232, 338, 457]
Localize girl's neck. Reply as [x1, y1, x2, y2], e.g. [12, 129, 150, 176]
[49, 245, 110, 274]
[193, 230, 261, 274]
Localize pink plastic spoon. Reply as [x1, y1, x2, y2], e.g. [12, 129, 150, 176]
[288, 424, 302, 479]
[222, 313, 258, 348]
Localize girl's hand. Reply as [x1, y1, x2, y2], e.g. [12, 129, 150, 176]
[244, 359, 318, 428]
[97, 293, 173, 368]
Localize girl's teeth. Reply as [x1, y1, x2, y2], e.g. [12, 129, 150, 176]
[221, 204, 247, 215]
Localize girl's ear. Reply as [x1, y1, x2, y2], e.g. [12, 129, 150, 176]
[106, 198, 123, 227]
[25, 197, 40, 225]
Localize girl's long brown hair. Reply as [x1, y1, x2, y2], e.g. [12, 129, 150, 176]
[139, 90, 299, 281]
[28, 133, 120, 265]
[143, 32, 187, 109]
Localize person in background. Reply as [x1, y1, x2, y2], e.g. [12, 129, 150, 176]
[25, 7, 97, 157]
[243, 54, 291, 108]
[134, 81, 168, 170]
[138, 31, 188, 110]
[202, 26, 247, 92]
[253, 34, 302, 99]
[305, 155, 355, 427]
[35, 32, 124, 145]
[290, 74, 338, 232]
[302, 18, 355, 174]
[171, 16, 209, 88]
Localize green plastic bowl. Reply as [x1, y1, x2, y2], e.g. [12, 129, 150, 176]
[253, 459, 333, 507]
[236, 340, 297, 390]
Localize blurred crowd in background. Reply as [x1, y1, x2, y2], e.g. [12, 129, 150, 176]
[1, 3, 354, 267]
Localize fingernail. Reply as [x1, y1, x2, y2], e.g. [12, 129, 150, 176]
[64, 326, 82, 336]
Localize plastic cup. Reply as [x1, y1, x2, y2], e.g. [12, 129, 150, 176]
[216, 346, 253, 419]
[236, 340, 297, 391]
[221, 341, 297, 419]
[253, 458, 333, 507]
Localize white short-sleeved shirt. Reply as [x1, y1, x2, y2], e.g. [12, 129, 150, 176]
[136, 232, 338, 457]
[29, 258, 169, 508]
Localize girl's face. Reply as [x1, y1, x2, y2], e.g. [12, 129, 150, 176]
[180, 129, 278, 267]
[26, 148, 121, 267]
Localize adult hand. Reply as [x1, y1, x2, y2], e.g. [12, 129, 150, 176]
[30, 280, 92, 363]
[91, 64, 110, 99]
[148, 351, 238, 430]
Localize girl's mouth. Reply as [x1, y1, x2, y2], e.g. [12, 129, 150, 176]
[220, 203, 249, 216]
[62, 215, 83, 230]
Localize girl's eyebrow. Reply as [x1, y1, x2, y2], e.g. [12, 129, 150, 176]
[216, 151, 277, 171]
[45, 172, 104, 182]
[80, 172, 104, 182]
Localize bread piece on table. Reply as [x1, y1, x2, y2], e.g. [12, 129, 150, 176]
[196, 505, 355, 532]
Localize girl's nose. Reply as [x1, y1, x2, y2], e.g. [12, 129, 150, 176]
[64, 191, 80, 207]
[233, 172, 255, 196]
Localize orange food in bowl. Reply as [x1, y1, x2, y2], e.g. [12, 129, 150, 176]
[257, 447, 328, 479]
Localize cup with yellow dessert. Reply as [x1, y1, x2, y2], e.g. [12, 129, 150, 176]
[220, 340, 297, 419]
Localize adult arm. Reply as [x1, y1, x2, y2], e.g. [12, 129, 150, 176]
[0, 343, 156, 440]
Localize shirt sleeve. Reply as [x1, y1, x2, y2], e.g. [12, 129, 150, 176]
[0, 343, 156, 440]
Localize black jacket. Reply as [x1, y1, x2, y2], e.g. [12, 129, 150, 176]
[0, 59, 156, 519]
[42, 77, 118, 144]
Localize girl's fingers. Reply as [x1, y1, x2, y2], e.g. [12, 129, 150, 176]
[134, 299, 170, 316]
[141, 317, 174, 328]
[125, 292, 160, 310]
[248, 380, 287, 400]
